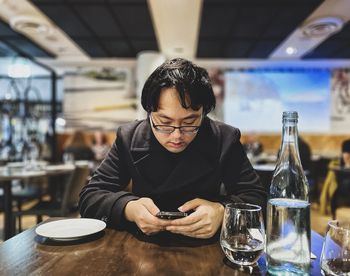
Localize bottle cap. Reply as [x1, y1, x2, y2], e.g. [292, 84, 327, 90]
[282, 111, 298, 123]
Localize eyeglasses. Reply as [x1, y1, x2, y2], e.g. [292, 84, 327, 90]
[149, 114, 202, 135]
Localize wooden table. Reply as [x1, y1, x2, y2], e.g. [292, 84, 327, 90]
[0, 219, 324, 275]
[0, 164, 75, 240]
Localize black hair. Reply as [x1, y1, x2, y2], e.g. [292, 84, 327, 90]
[92, 132, 108, 145]
[341, 139, 350, 167]
[342, 139, 350, 153]
[141, 58, 216, 114]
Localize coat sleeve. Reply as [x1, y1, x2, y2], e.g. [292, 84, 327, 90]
[221, 132, 268, 214]
[78, 130, 139, 229]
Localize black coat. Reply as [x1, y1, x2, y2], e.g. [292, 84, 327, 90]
[79, 117, 267, 229]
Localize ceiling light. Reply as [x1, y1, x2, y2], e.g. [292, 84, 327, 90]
[286, 47, 298, 55]
[56, 117, 66, 127]
[10, 15, 54, 36]
[7, 58, 31, 78]
[302, 16, 344, 38]
[5, 93, 12, 100]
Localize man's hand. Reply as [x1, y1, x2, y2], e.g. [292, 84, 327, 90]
[165, 198, 224, 239]
[124, 197, 171, 235]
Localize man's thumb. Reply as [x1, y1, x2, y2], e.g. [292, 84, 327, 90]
[178, 198, 201, 212]
[143, 199, 160, 216]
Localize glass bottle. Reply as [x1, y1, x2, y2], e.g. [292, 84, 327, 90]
[266, 111, 310, 275]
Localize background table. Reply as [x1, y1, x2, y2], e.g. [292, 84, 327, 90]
[0, 218, 324, 275]
[0, 164, 75, 240]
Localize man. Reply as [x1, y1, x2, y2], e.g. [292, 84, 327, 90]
[79, 58, 267, 239]
[341, 139, 350, 168]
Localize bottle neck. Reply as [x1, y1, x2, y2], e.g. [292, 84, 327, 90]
[279, 122, 302, 167]
[281, 123, 298, 145]
[269, 113, 309, 201]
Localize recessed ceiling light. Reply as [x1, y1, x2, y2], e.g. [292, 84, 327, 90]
[286, 47, 298, 55]
[302, 16, 344, 38]
[10, 15, 54, 36]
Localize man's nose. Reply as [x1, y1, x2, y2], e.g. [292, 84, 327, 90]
[171, 128, 183, 138]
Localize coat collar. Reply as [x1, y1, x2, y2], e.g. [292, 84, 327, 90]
[130, 119, 152, 152]
[129, 117, 219, 195]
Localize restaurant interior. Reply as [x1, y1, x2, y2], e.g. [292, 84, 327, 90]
[1, 0, 350, 274]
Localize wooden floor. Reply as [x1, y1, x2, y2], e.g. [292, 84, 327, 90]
[1, 202, 349, 243]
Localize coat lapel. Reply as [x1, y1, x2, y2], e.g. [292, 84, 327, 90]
[155, 118, 218, 194]
[152, 149, 216, 195]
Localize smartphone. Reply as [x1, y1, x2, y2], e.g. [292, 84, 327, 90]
[156, 211, 189, 220]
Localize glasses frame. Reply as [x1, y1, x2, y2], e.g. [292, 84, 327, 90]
[149, 113, 203, 135]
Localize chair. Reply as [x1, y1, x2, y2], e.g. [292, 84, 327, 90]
[330, 169, 350, 219]
[11, 165, 90, 233]
[0, 180, 44, 232]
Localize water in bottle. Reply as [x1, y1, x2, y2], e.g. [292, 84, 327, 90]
[266, 111, 310, 275]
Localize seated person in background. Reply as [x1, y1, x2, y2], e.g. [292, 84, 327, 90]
[275, 136, 311, 171]
[319, 138, 350, 214]
[79, 58, 267, 239]
[341, 139, 350, 168]
[63, 130, 95, 161]
[91, 131, 111, 162]
[298, 136, 312, 172]
[243, 134, 263, 157]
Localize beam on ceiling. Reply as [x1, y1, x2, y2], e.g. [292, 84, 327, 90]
[148, 0, 202, 59]
[270, 0, 350, 59]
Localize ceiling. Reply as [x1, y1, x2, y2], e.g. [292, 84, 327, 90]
[1, 0, 350, 60]
[0, 19, 52, 58]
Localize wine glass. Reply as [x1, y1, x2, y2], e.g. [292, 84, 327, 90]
[63, 152, 74, 164]
[220, 203, 265, 266]
[321, 220, 350, 275]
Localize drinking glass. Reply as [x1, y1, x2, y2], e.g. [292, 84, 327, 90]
[220, 203, 265, 266]
[26, 142, 40, 170]
[321, 220, 350, 275]
[63, 153, 74, 164]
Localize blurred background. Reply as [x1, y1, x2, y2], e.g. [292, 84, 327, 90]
[1, 0, 350, 237]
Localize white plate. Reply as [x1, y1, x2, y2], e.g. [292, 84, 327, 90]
[45, 164, 75, 172]
[35, 218, 106, 241]
[74, 160, 90, 166]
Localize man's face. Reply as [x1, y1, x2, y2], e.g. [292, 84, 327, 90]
[343, 152, 350, 168]
[150, 87, 203, 153]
